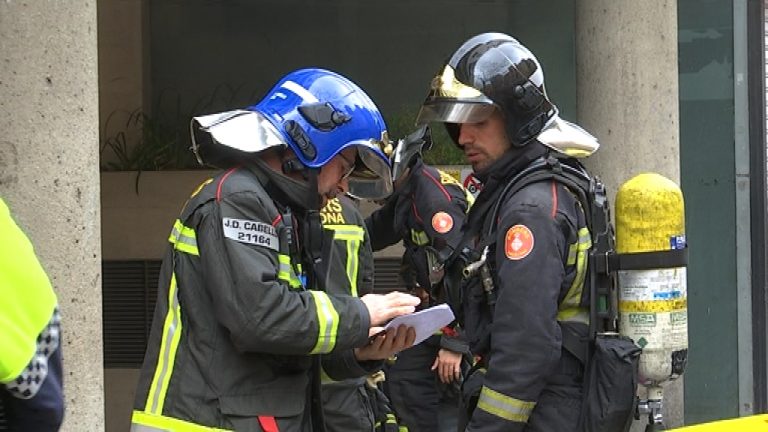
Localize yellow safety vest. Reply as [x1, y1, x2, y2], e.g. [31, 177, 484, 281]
[0, 198, 57, 383]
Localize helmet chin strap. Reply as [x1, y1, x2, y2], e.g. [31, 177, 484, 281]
[279, 153, 324, 289]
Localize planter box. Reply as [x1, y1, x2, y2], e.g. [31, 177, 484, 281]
[101, 170, 216, 260]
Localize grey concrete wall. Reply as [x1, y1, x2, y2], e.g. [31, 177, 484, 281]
[105, 368, 140, 432]
[575, 1, 683, 430]
[0, 1, 103, 431]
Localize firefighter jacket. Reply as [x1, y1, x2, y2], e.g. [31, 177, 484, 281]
[132, 163, 374, 432]
[317, 195, 379, 432]
[458, 145, 591, 432]
[366, 160, 472, 356]
[0, 198, 64, 431]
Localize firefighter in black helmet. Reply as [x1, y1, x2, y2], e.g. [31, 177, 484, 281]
[417, 33, 602, 431]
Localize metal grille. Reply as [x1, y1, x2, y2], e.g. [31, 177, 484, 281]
[372, 257, 404, 293]
[102, 257, 403, 366]
[102, 260, 161, 367]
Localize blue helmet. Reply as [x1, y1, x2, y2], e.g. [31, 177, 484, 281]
[191, 68, 393, 199]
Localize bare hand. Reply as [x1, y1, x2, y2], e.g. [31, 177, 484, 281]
[355, 325, 416, 361]
[360, 291, 420, 326]
[431, 348, 463, 383]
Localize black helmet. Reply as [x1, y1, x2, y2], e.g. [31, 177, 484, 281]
[416, 32, 558, 148]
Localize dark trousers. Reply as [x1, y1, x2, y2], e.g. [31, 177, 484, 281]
[385, 338, 459, 432]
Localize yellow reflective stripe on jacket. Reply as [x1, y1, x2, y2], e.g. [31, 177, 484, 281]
[277, 254, 302, 289]
[410, 229, 429, 246]
[131, 410, 231, 431]
[309, 291, 339, 354]
[324, 224, 364, 297]
[324, 224, 365, 241]
[144, 273, 183, 415]
[168, 220, 199, 256]
[476, 385, 536, 423]
[374, 412, 400, 430]
[558, 227, 591, 325]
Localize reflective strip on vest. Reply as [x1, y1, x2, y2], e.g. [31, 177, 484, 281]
[131, 410, 231, 431]
[309, 291, 340, 354]
[277, 254, 302, 289]
[476, 385, 536, 423]
[168, 220, 199, 256]
[557, 227, 591, 325]
[144, 273, 183, 415]
[410, 229, 429, 246]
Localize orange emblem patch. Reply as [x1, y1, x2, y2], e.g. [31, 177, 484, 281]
[431, 211, 454, 234]
[505, 224, 534, 260]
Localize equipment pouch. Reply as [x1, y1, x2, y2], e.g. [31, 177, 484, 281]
[580, 333, 641, 432]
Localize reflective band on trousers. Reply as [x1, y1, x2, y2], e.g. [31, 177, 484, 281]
[144, 273, 182, 415]
[169, 220, 199, 256]
[131, 410, 231, 431]
[476, 385, 536, 423]
[309, 291, 340, 354]
[558, 227, 591, 325]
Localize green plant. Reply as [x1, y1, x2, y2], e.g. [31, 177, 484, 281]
[384, 105, 465, 166]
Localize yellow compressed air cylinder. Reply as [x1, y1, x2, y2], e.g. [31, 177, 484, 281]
[615, 173, 688, 386]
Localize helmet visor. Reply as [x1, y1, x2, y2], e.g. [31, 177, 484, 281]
[190, 110, 286, 162]
[346, 137, 394, 200]
[415, 65, 496, 125]
[416, 100, 496, 125]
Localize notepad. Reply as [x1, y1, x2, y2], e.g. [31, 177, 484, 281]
[384, 304, 456, 346]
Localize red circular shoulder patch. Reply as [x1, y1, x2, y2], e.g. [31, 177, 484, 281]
[505, 224, 534, 260]
[431, 211, 454, 234]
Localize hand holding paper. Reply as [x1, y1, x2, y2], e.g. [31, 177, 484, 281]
[383, 304, 455, 346]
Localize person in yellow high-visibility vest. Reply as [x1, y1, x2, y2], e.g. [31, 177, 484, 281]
[0, 197, 64, 431]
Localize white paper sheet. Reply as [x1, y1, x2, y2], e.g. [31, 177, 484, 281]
[384, 304, 456, 346]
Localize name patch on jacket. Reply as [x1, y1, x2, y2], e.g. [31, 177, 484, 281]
[223, 217, 279, 251]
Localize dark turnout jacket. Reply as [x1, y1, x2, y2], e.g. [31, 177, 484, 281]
[132, 165, 374, 432]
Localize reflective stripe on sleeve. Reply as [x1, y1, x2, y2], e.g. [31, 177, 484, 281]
[476, 385, 536, 423]
[168, 220, 199, 256]
[309, 291, 339, 354]
[144, 273, 183, 415]
[131, 410, 231, 431]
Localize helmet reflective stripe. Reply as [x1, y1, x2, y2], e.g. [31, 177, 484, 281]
[278, 80, 319, 104]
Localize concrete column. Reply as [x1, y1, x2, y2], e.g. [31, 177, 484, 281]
[576, 1, 682, 430]
[0, 2, 103, 431]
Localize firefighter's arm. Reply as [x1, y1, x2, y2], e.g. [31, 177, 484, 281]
[364, 197, 401, 251]
[322, 349, 383, 381]
[417, 179, 468, 254]
[467, 203, 565, 432]
[198, 195, 372, 355]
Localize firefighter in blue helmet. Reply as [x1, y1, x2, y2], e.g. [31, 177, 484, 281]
[366, 126, 473, 432]
[417, 33, 602, 431]
[132, 68, 420, 432]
